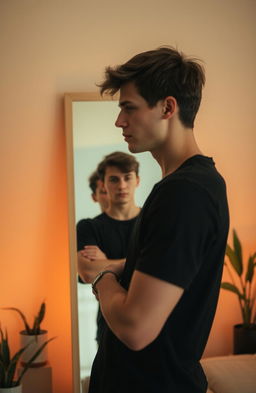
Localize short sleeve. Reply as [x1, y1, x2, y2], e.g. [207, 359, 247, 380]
[76, 219, 98, 251]
[136, 180, 217, 290]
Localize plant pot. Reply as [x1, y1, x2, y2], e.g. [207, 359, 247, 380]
[233, 323, 256, 354]
[20, 330, 48, 367]
[0, 385, 22, 393]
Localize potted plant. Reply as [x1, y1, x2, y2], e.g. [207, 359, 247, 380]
[2, 302, 49, 366]
[0, 326, 54, 392]
[221, 229, 256, 354]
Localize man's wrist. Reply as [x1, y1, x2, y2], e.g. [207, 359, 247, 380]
[92, 270, 119, 295]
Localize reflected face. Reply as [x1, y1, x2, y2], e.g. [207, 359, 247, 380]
[115, 82, 167, 154]
[92, 180, 109, 211]
[103, 166, 139, 206]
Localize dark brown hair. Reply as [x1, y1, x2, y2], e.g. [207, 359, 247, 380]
[97, 151, 139, 180]
[88, 170, 100, 194]
[99, 46, 205, 128]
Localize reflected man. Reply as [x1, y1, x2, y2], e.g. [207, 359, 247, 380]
[77, 151, 141, 343]
[89, 170, 109, 213]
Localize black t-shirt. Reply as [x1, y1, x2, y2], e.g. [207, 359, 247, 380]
[77, 212, 138, 341]
[77, 212, 137, 257]
[88, 155, 229, 393]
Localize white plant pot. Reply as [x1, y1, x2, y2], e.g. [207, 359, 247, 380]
[20, 330, 48, 366]
[0, 385, 22, 393]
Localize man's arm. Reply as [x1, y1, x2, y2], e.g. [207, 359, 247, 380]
[95, 267, 183, 351]
[77, 251, 125, 283]
[81, 245, 125, 264]
[81, 245, 107, 260]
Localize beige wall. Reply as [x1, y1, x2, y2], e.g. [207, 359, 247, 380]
[1, 0, 255, 391]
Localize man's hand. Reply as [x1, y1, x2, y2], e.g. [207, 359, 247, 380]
[77, 251, 126, 284]
[77, 251, 100, 283]
[81, 245, 107, 260]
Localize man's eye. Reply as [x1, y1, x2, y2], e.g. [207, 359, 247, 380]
[124, 106, 135, 111]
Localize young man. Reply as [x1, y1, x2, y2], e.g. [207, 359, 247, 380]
[77, 170, 109, 281]
[89, 170, 109, 212]
[78, 47, 229, 393]
[77, 151, 140, 343]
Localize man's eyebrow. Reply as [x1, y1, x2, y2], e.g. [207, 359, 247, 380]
[118, 100, 133, 108]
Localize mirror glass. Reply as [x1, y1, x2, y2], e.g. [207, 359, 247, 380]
[65, 93, 162, 385]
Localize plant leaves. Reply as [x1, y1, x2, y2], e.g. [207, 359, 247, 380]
[32, 302, 45, 334]
[16, 336, 55, 385]
[246, 254, 255, 283]
[233, 229, 243, 270]
[5, 361, 17, 387]
[1, 331, 10, 368]
[0, 333, 29, 388]
[32, 316, 40, 335]
[243, 301, 252, 325]
[0, 358, 6, 387]
[4, 343, 31, 388]
[221, 282, 244, 298]
[1, 308, 31, 334]
[0, 327, 4, 342]
[37, 302, 46, 326]
[226, 244, 243, 276]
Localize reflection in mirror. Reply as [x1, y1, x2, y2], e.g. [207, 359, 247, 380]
[65, 93, 161, 387]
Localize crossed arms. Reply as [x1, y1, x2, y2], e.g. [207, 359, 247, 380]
[77, 249, 183, 351]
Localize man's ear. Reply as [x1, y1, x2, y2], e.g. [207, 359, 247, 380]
[162, 96, 177, 119]
[136, 176, 140, 187]
[91, 193, 98, 203]
[99, 179, 106, 192]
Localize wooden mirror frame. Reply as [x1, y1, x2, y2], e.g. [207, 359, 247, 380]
[64, 92, 118, 393]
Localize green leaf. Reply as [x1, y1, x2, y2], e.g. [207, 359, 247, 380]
[4, 343, 32, 388]
[0, 327, 4, 342]
[5, 361, 17, 387]
[1, 332, 10, 368]
[16, 337, 55, 385]
[32, 302, 45, 334]
[233, 229, 243, 271]
[0, 358, 6, 387]
[221, 282, 244, 298]
[32, 317, 40, 335]
[243, 302, 252, 325]
[246, 254, 255, 283]
[0, 326, 6, 357]
[9, 343, 31, 365]
[1, 308, 31, 334]
[226, 244, 243, 276]
[37, 302, 46, 326]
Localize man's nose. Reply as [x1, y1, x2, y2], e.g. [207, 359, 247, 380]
[115, 112, 127, 128]
[118, 178, 127, 189]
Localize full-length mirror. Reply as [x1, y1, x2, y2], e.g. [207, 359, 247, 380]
[64, 93, 161, 389]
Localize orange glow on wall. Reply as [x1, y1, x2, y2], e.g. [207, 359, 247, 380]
[0, 1, 255, 392]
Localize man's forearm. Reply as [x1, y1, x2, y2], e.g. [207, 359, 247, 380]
[94, 269, 184, 351]
[87, 258, 125, 272]
[96, 273, 140, 349]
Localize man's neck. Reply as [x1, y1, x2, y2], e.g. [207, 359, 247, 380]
[106, 202, 140, 221]
[152, 122, 203, 178]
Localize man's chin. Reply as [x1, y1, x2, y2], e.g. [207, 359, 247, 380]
[128, 144, 146, 154]
[115, 199, 129, 205]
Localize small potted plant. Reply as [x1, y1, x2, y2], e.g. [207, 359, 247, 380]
[221, 229, 256, 354]
[2, 302, 49, 366]
[0, 326, 54, 392]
